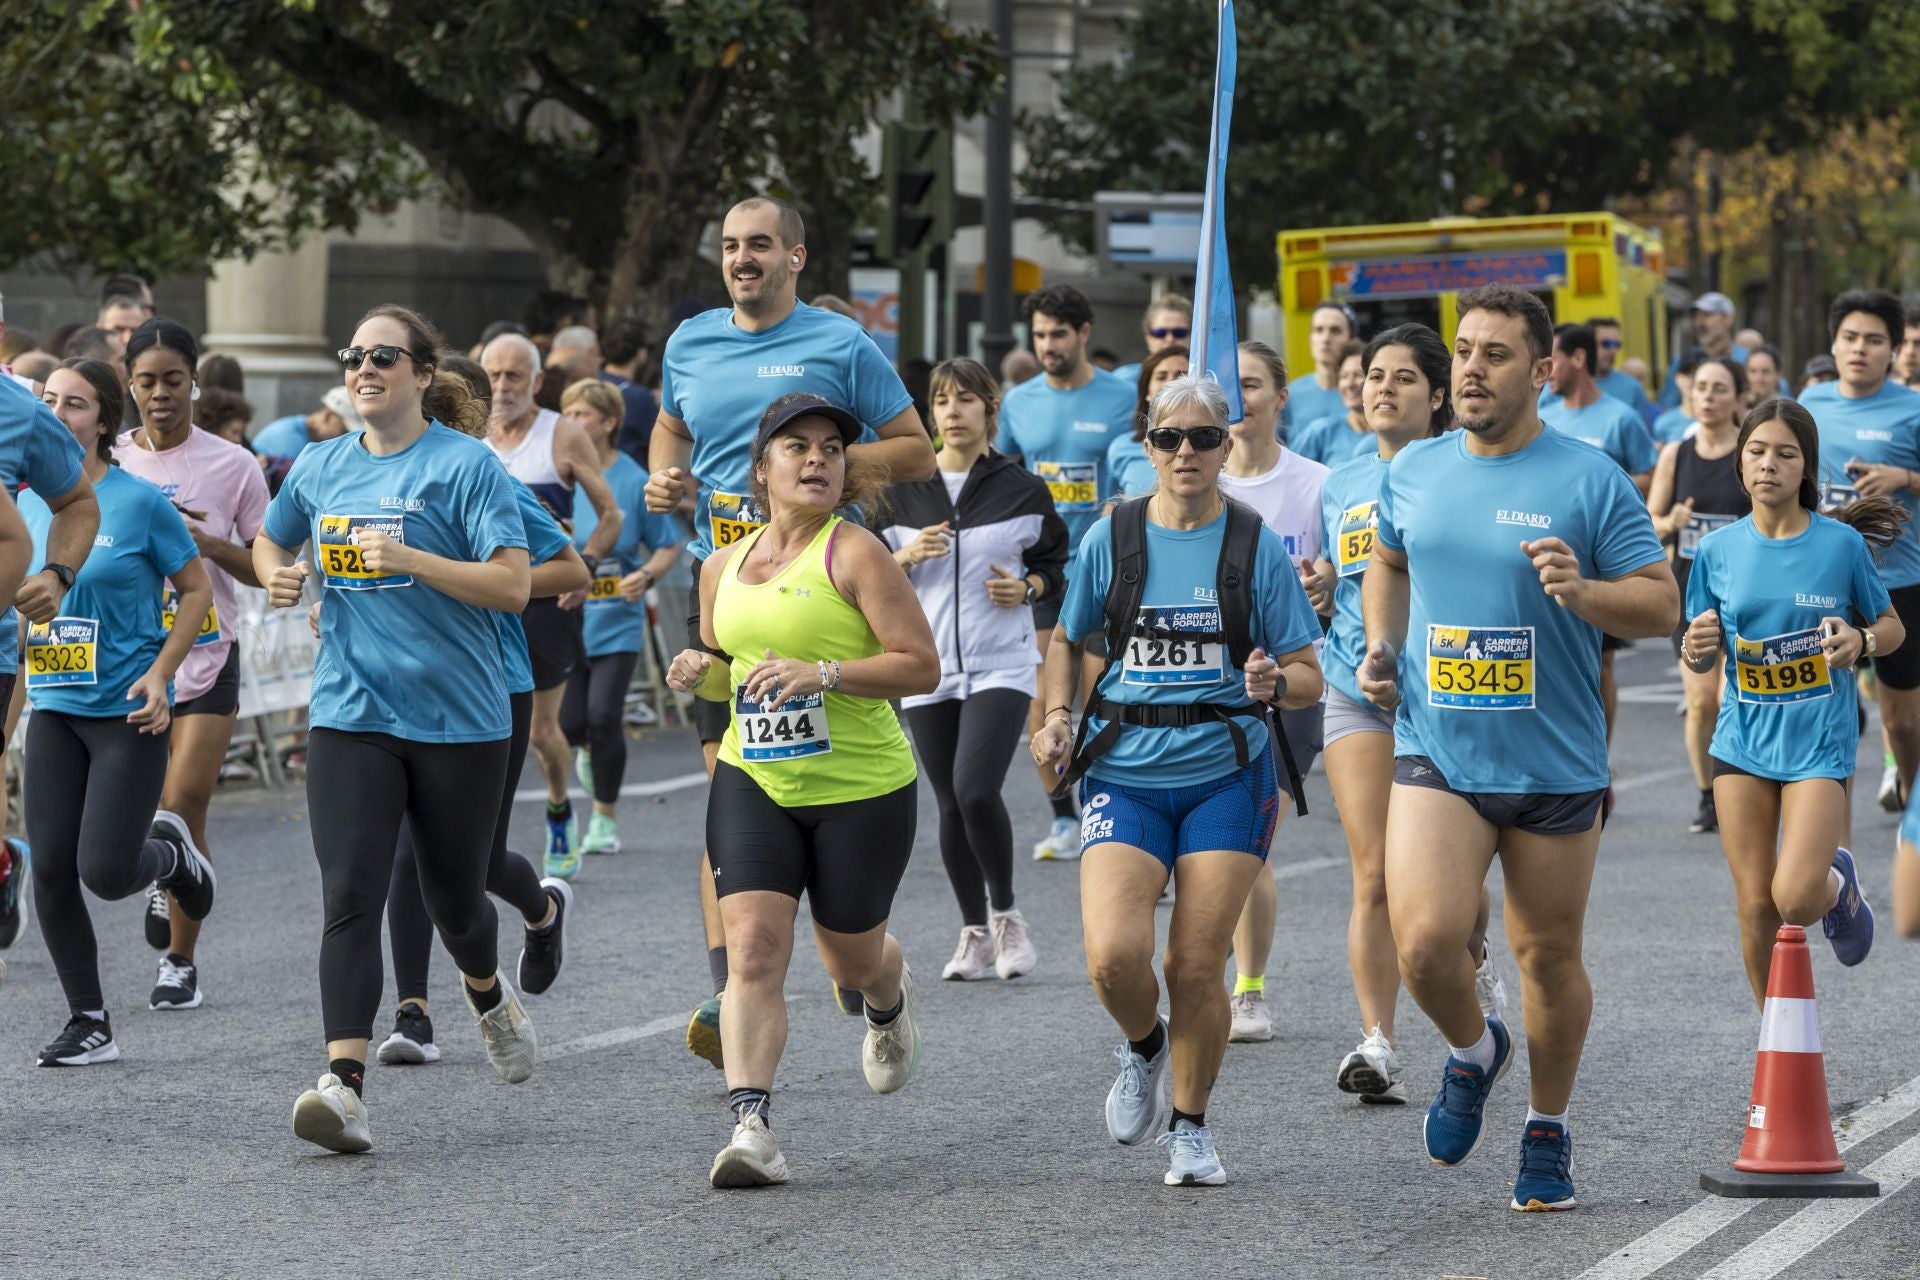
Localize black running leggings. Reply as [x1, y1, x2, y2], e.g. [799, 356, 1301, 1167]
[308, 727, 510, 1043]
[905, 689, 1029, 927]
[560, 650, 638, 805]
[26, 710, 175, 1013]
[387, 692, 547, 1004]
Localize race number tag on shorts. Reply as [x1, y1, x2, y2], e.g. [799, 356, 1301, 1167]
[1734, 628, 1832, 704]
[1035, 460, 1098, 513]
[1678, 513, 1737, 560]
[316, 514, 411, 590]
[25, 616, 99, 687]
[1122, 604, 1226, 686]
[587, 564, 624, 606]
[734, 689, 831, 761]
[1336, 501, 1378, 577]
[1819, 481, 1858, 514]
[161, 587, 220, 647]
[1427, 625, 1535, 711]
[709, 490, 767, 550]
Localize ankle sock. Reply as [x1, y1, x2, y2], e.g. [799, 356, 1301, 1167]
[1827, 866, 1845, 913]
[1449, 1024, 1497, 1071]
[547, 800, 571, 822]
[1170, 1108, 1205, 1131]
[80, 1009, 106, 1023]
[867, 994, 903, 1026]
[1526, 1106, 1568, 1127]
[1232, 973, 1265, 997]
[708, 946, 729, 996]
[329, 1058, 365, 1096]
[1048, 793, 1076, 821]
[164, 951, 192, 970]
[728, 1087, 771, 1126]
[466, 979, 503, 1015]
[1129, 1020, 1166, 1062]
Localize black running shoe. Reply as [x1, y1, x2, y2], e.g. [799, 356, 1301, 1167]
[151, 810, 215, 921]
[0, 839, 29, 950]
[375, 1003, 441, 1065]
[518, 878, 573, 995]
[143, 882, 171, 951]
[38, 1014, 119, 1067]
[1689, 793, 1718, 835]
[149, 953, 202, 1010]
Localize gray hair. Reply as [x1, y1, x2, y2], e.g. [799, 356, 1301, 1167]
[1145, 373, 1229, 432]
[551, 325, 599, 353]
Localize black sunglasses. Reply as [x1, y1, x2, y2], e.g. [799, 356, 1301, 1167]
[338, 345, 427, 372]
[1145, 425, 1226, 453]
[1148, 326, 1192, 340]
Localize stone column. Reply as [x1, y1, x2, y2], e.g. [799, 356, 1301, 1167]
[202, 235, 339, 434]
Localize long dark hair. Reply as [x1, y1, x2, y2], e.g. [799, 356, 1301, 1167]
[355, 304, 486, 436]
[1739, 398, 1906, 548]
[1132, 344, 1190, 442]
[56, 357, 126, 465]
[1361, 323, 1453, 434]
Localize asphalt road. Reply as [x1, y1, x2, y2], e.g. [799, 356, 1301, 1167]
[2, 642, 1917, 1279]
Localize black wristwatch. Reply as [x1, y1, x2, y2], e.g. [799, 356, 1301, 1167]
[44, 562, 74, 591]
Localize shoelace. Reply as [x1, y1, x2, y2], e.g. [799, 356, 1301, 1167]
[147, 884, 169, 918]
[1436, 1060, 1490, 1118]
[869, 1017, 905, 1062]
[1111, 1042, 1148, 1098]
[155, 956, 193, 990]
[1154, 1126, 1209, 1159]
[1517, 1128, 1571, 1184]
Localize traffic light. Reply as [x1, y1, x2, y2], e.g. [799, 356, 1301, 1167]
[878, 122, 952, 261]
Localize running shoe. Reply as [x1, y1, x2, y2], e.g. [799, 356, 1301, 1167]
[149, 954, 202, 1011]
[687, 995, 724, 1069]
[862, 962, 920, 1094]
[544, 805, 579, 880]
[1422, 1017, 1513, 1165]
[375, 1003, 441, 1065]
[1106, 1021, 1169, 1145]
[1156, 1121, 1226, 1187]
[580, 811, 621, 856]
[464, 973, 536, 1084]
[1227, 991, 1274, 1043]
[709, 1112, 790, 1188]
[574, 747, 594, 798]
[1823, 846, 1875, 967]
[36, 1014, 119, 1067]
[1336, 1027, 1407, 1104]
[1689, 792, 1718, 835]
[1511, 1119, 1577, 1212]
[151, 810, 215, 921]
[0, 838, 29, 949]
[991, 910, 1037, 979]
[624, 701, 659, 728]
[1032, 815, 1081, 862]
[942, 925, 994, 981]
[1475, 950, 1509, 1024]
[1878, 764, 1903, 813]
[831, 980, 865, 1017]
[142, 882, 169, 951]
[292, 1073, 372, 1154]
[518, 878, 572, 995]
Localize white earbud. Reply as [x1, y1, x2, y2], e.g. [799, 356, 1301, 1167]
[790, 255, 801, 267]
[190, 385, 201, 402]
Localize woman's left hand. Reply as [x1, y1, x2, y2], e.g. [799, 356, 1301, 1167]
[984, 565, 1029, 609]
[350, 527, 417, 578]
[741, 648, 825, 710]
[1820, 616, 1864, 669]
[125, 668, 172, 735]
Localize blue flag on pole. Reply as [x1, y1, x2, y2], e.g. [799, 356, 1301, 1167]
[1189, 0, 1242, 424]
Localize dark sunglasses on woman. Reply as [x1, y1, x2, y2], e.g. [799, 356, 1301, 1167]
[337, 345, 427, 372]
[1144, 425, 1226, 452]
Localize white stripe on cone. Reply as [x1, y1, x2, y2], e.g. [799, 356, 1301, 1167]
[1756, 996, 1822, 1055]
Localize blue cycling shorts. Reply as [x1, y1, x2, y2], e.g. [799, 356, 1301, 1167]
[1077, 754, 1281, 869]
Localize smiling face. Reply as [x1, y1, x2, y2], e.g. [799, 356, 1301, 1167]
[1363, 344, 1438, 444]
[130, 343, 194, 436]
[756, 417, 847, 514]
[721, 202, 799, 317]
[1147, 401, 1230, 499]
[1740, 417, 1807, 511]
[351, 317, 433, 427]
[1452, 308, 1546, 438]
[41, 367, 108, 453]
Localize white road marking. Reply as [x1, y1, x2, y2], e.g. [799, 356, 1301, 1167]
[513, 770, 707, 804]
[1613, 764, 1698, 793]
[542, 995, 801, 1061]
[1274, 855, 1345, 880]
[1697, 1132, 1920, 1279]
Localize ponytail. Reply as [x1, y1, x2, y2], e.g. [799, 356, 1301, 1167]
[423, 369, 488, 439]
[1831, 496, 1908, 550]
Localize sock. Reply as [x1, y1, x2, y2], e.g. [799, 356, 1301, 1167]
[1887, 750, 1898, 769]
[1170, 1107, 1205, 1131]
[466, 978, 503, 1015]
[728, 1087, 771, 1126]
[1232, 973, 1265, 997]
[708, 946, 729, 996]
[329, 1058, 365, 1096]
[1826, 866, 1845, 914]
[164, 951, 193, 970]
[1700, 787, 1712, 802]
[1526, 1106, 1569, 1128]
[80, 1009, 106, 1023]
[990, 905, 1020, 921]
[547, 800, 571, 821]
[867, 994, 903, 1025]
[1129, 1020, 1166, 1062]
[1048, 793, 1076, 821]
[1448, 1024, 1497, 1071]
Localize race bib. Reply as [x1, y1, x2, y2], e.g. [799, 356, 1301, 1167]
[317, 514, 412, 589]
[1819, 481, 1858, 514]
[25, 616, 99, 687]
[587, 568, 624, 606]
[709, 490, 767, 550]
[1336, 501, 1378, 577]
[1122, 604, 1226, 686]
[1734, 628, 1832, 704]
[1677, 512, 1737, 560]
[734, 689, 831, 761]
[161, 587, 221, 647]
[1036, 460, 1098, 513]
[1427, 625, 1535, 710]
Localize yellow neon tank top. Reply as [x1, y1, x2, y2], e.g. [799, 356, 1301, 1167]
[713, 516, 916, 806]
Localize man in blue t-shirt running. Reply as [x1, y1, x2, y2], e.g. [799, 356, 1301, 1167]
[1357, 286, 1677, 1213]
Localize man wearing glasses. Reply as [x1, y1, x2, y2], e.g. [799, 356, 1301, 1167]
[1539, 317, 1649, 424]
[1111, 294, 1193, 385]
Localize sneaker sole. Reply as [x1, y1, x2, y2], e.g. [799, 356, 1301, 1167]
[518, 878, 574, 996]
[292, 1093, 372, 1154]
[994, 960, 1035, 980]
[150, 988, 205, 1011]
[1512, 1194, 1578, 1212]
[710, 1147, 791, 1188]
[152, 811, 217, 919]
[1337, 1054, 1396, 1097]
[1032, 848, 1082, 862]
[376, 1034, 440, 1065]
[687, 1005, 724, 1069]
[38, 1041, 120, 1067]
[941, 965, 992, 981]
[1164, 1167, 1228, 1187]
[1227, 1023, 1275, 1044]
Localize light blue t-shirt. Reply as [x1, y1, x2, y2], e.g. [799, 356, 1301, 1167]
[1799, 379, 1920, 589]
[19, 467, 197, 717]
[1060, 509, 1321, 789]
[575, 453, 681, 658]
[1291, 413, 1374, 469]
[1112, 361, 1142, 386]
[1686, 514, 1889, 782]
[1000, 369, 1136, 554]
[1542, 395, 1657, 475]
[496, 480, 574, 696]
[1598, 368, 1650, 416]
[0, 379, 88, 676]
[1651, 408, 1694, 446]
[1320, 452, 1390, 706]
[660, 301, 911, 562]
[251, 414, 309, 458]
[1376, 428, 1666, 793]
[1284, 372, 1344, 435]
[1106, 434, 1157, 498]
[261, 423, 529, 743]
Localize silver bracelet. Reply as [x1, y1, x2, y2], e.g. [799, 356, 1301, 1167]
[818, 659, 842, 691]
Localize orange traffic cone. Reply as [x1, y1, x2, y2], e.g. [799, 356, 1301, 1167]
[1701, 925, 1878, 1198]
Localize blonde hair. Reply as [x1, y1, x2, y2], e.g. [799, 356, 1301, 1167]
[560, 378, 624, 433]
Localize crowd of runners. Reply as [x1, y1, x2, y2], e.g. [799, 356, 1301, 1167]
[4, 194, 1920, 1209]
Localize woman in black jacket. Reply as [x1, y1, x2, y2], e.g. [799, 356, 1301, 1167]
[884, 357, 1070, 982]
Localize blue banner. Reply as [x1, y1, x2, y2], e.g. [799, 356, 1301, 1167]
[1190, 0, 1243, 424]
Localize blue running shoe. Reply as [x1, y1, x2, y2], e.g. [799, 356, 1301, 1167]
[1105, 1021, 1168, 1145]
[0, 839, 30, 949]
[1157, 1121, 1226, 1186]
[1511, 1119, 1577, 1211]
[1822, 847, 1874, 966]
[1422, 1017, 1513, 1166]
[544, 804, 580, 881]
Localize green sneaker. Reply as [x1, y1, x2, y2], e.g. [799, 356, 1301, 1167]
[574, 747, 594, 798]
[687, 995, 724, 1069]
[581, 810, 621, 855]
[544, 806, 580, 881]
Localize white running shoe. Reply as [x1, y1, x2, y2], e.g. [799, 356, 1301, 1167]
[1475, 949, 1509, 1023]
[1157, 1122, 1227, 1186]
[942, 926, 994, 981]
[1879, 764, 1903, 813]
[709, 1112, 790, 1188]
[292, 1074, 372, 1153]
[1336, 1027, 1407, 1104]
[991, 910, 1037, 979]
[465, 972, 536, 1084]
[862, 960, 920, 1093]
[1227, 991, 1274, 1043]
[1032, 815, 1081, 861]
[1105, 1023, 1168, 1145]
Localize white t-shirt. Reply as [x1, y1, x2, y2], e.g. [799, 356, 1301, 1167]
[940, 469, 968, 503]
[1220, 448, 1330, 565]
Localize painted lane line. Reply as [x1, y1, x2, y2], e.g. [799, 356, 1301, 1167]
[514, 770, 707, 804]
[542, 995, 800, 1061]
[1696, 1131, 1920, 1279]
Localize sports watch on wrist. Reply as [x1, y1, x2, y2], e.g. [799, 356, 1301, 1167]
[44, 562, 75, 591]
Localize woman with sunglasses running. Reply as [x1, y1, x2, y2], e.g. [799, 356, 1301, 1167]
[114, 318, 270, 1012]
[26, 354, 217, 1066]
[257, 307, 532, 1153]
[1033, 375, 1323, 1187]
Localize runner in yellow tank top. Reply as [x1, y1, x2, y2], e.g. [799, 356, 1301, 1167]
[669, 392, 938, 1191]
